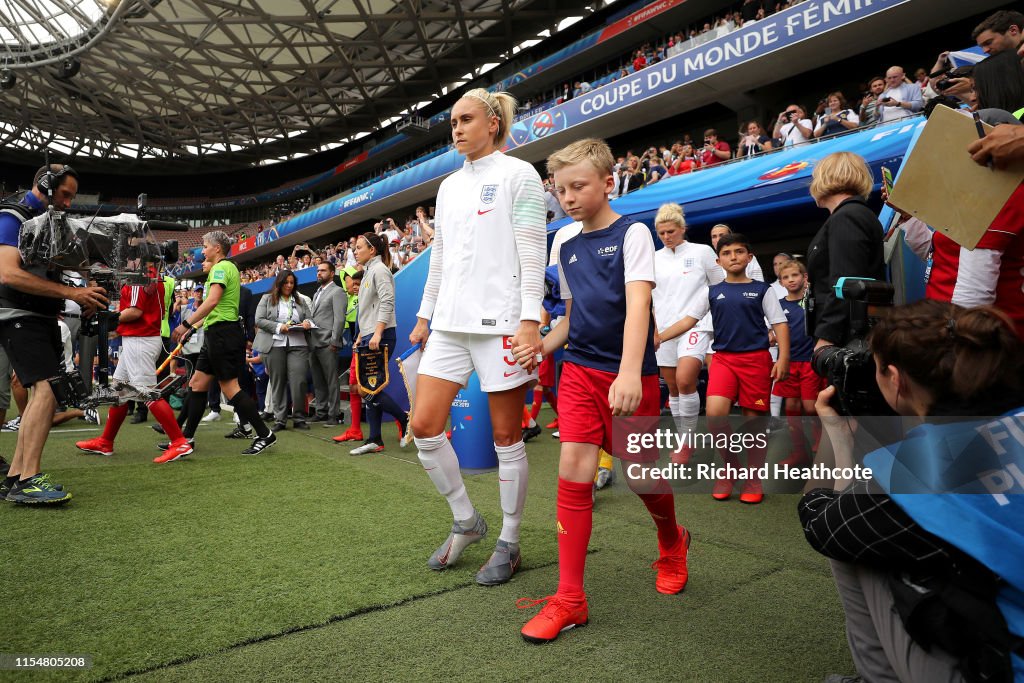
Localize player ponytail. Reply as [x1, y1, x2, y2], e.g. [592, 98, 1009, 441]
[868, 300, 1023, 415]
[360, 232, 392, 270]
[462, 88, 516, 146]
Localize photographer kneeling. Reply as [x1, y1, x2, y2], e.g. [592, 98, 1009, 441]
[0, 165, 107, 505]
[800, 300, 1024, 682]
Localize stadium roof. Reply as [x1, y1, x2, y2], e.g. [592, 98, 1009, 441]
[0, 0, 599, 173]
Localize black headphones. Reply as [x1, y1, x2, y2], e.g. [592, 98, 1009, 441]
[37, 164, 77, 192]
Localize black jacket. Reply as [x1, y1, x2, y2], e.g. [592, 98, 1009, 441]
[805, 197, 886, 345]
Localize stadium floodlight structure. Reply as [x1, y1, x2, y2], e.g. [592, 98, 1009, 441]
[0, 0, 128, 70]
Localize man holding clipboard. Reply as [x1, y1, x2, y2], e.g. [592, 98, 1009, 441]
[886, 105, 1024, 339]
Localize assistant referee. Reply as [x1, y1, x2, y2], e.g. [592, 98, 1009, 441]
[171, 230, 275, 454]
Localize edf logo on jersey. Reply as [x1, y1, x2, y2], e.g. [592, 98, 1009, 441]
[597, 245, 618, 256]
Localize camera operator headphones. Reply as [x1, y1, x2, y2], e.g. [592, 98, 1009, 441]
[37, 164, 77, 192]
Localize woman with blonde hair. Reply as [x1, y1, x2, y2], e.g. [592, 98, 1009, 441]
[651, 203, 722, 452]
[806, 151, 885, 350]
[409, 87, 546, 586]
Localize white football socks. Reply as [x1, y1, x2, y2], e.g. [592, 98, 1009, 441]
[415, 432, 475, 523]
[495, 441, 528, 544]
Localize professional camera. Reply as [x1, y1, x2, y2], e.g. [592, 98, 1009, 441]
[935, 64, 973, 92]
[18, 206, 188, 408]
[810, 278, 896, 416]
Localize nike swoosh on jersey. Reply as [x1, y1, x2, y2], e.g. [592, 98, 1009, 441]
[503, 370, 520, 377]
[477, 208, 495, 215]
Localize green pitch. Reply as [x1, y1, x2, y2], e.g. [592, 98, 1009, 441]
[0, 411, 852, 682]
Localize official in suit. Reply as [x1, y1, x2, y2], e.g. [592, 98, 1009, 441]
[308, 261, 347, 425]
[253, 269, 312, 431]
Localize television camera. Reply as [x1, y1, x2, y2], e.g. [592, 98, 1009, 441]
[810, 277, 897, 416]
[18, 197, 190, 408]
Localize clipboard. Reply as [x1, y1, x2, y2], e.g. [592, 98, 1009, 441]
[887, 105, 1024, 250]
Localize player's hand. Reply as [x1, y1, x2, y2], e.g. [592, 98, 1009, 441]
[608, 373, 642, 416]
[409, 318, 430, 348]
[653, 329, 661, 351]
[771, 359, 789, 382]
[768, 330, 777, 347]
[968, 123, 1024, 169]
[301, 319, 312, 330]
[71, 285, 107, 317]
[511, 321, 541, 361]
[171, 323, 187, 344]
[369, 332, 382, 351]
[512, 343, 541, 371]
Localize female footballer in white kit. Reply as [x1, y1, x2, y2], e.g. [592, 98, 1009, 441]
[652, 203, 723, 443]
[409, 87, 547, 586]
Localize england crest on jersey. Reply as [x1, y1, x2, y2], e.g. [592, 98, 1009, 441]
[480, 184, 498, 205]
[684, 258, 695, 268]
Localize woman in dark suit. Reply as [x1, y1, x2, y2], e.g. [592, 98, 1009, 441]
[253, 269, 312, 432]
[806, 152, 886, 350]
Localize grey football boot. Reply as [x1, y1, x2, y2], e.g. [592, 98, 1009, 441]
[475, 539, 521, 586]
[427, 510, 487, 570]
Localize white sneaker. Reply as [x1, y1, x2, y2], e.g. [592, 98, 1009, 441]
[2, 416, 21, 432]
[83, 407, 102, 426]
[201, 411, 222, 422]
[349, 440, 384, 455]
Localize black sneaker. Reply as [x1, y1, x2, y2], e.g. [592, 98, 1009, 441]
[523, 424, 542, 442]
[130, 411, 148, 424]
[309, 415, 328, 423]
[8, 473, 72, 505]
[293, 420, 310, 431]
[225, 425, 254, 439]
[242, 433, 277, 455]
[151, 423, 166, 434]
[271, 421, 288, 433]
[156, 437, 195, 451]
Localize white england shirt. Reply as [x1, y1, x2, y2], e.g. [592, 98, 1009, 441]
[417, 151, 547, 335]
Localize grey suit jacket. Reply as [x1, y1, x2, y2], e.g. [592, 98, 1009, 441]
[308, 281, 346, 349]
[253, 293, 312, 354]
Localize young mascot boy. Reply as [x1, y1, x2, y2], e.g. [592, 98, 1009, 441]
[661, 233, 789, 503]
[771, 259, 818, 467]
[513, 138, 690, 644]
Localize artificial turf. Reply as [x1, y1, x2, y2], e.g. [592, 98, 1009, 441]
[0, 410, 853, 682]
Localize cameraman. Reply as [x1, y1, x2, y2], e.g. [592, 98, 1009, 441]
[800, 301, 1024, 682]
[0, 165, 107, 505]
[805, 153, 885, 351]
